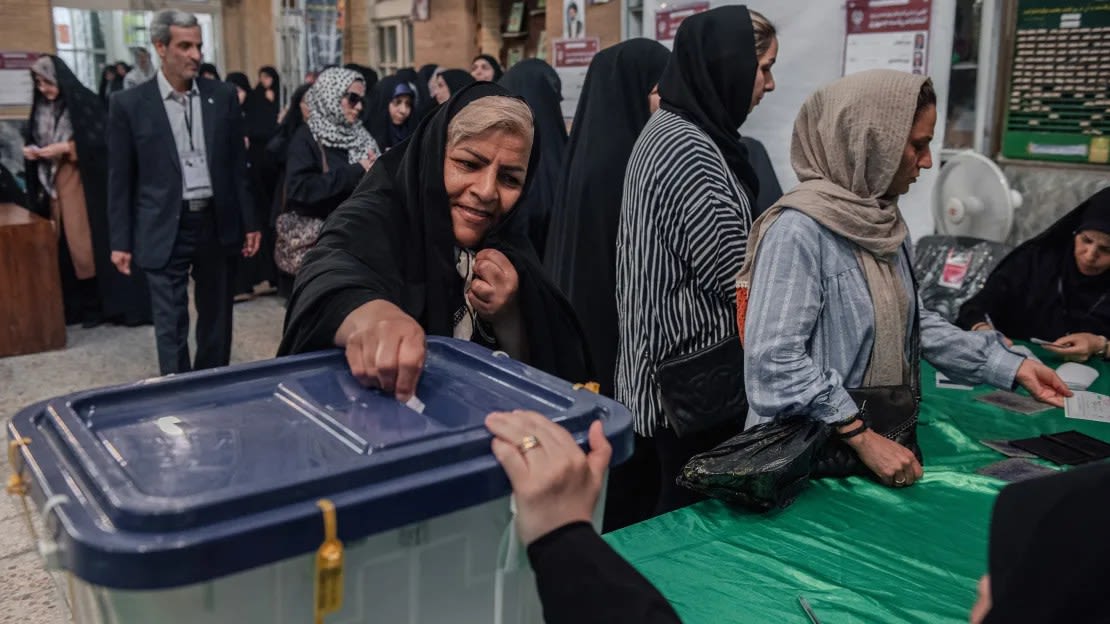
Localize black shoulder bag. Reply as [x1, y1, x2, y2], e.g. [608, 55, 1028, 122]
[655, 335, 746, 438]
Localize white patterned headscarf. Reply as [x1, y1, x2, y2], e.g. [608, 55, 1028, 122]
[306, 67, 380, 163]
[30, 56, 73, 198]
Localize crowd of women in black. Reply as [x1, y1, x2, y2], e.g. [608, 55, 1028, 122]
[12, 5, 1109, 621]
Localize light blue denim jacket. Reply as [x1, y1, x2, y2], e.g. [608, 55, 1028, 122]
[744, 209, 1024, 428]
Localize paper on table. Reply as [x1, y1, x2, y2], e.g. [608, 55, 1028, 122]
[935, 371, 974, 390]
[1065, 391, 1110, 423]
[405, 395, 426, 414]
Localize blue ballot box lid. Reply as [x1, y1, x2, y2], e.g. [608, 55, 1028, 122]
[8, 338, 633, 590]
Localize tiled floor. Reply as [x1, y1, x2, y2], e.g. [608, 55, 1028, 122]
[0, 294, 285, 622]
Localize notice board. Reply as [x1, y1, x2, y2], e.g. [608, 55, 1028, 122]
[553, 37, 600, 121]
[654, 1, 709, 43]
[843, 0, 931, 76]
[1001, 0, 1110, 165]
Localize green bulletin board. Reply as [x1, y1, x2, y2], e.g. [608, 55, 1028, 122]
[1001, 0, 1110, 164]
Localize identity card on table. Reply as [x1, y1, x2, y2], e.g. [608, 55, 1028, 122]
[1064, 391, 1110, 424]
[976, 458, 1057, 483]
[975, 390, 1055, 415]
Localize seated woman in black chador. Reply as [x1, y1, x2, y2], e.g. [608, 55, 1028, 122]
[959, 187, 1110, 361]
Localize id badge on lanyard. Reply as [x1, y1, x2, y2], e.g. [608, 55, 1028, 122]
[181, 93, 211, 192]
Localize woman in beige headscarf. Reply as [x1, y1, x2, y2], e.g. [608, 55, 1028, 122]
[736, 69, 1069, 489]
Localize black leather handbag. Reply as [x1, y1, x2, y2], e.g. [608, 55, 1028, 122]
[814, 305, 923, 477]
[678, 323, 923, 511]
[656, 335, 747, 438]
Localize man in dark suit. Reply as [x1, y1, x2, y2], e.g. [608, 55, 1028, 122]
[108, 9, 260, 375]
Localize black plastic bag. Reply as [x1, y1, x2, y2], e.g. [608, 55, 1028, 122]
[677, 418, 830, 512]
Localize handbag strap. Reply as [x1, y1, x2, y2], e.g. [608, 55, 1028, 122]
[904, 247, 922, 403]
[316, 137, 329, 173]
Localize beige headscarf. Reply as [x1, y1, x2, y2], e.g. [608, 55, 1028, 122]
[737, 69, 930, 386]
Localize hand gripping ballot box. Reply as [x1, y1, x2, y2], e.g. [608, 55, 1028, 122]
[7, 337, 633, 624]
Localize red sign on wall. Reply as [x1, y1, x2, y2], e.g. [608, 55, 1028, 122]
[654, 1, 709, 41]
[553, 37, 600, 68]
[844, 0, 932, 76]
[0, 51, 41, 107]
[0, 52, 39, 70]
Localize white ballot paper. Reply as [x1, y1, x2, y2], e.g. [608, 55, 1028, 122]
[1064, 391, 1110, 424]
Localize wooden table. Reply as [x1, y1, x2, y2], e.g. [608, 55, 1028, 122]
[0, 202, 65, 357]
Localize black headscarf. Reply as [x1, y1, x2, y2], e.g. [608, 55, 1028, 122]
[543, 39, 670, 397]
[277, 83, 312, 141]
[198, 63, 221, 81]
[418, 64, 438, 84]
[366, 75, 416, 151]
[244, 66, 282, 141]
[983, 462, 1110, 623]
[257, 66, 282, 95]
[498, 58, 566, 260]
[225, 72, 251, 97]
[439, 69, 475, 102]
[658, 5, 760, 201]
[344, 63, 379, 93]
[957, 187, 1110, 339]
[23, 55, 150, 325]
[413, 64, 437, 117]
[395, 67, 419, 85]
[279, 82, 592, 383]
[266, 83, 312, 226]
[98, 66, 123, 104]
[473, 54, 504, 81]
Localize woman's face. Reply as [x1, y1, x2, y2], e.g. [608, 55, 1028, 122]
[435, 75, 450, 104]
[648, 83, 661, 114]
[750, 36, 779, 112]
[341, 80, 366, 125]
[236, 87, 248, 105]
[1074, 230, 1110, 276]
[299, 98, 311, 120]
[471, 59, 495, 82]
[389, 94, 413, 126]
[34, 75, 59, 101]
[427, 70, 440, 97]
[886, 104, 936, 197]
[115, 64, 128, 77]
[260, 72, 274, 90]
[444, 128, 531, 248]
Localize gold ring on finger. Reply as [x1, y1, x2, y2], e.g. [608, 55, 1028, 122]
[518, 435, 540, 454]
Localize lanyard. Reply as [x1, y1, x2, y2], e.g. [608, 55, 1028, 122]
[179, 91, 196, 151]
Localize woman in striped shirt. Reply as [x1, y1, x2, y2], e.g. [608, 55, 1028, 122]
[615, 5, 778, 515]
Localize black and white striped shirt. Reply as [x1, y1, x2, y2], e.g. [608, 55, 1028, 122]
[615, 109, 753, 436]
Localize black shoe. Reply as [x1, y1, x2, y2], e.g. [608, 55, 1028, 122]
[77, 278, 102, 328]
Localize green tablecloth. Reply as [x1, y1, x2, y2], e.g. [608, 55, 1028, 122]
[605, 347, 1110, 623]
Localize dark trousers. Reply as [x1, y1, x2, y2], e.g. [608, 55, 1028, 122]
[602, 433, 661, 533]
[653, 419, 743, 516]
[145, 210, 236, 375]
